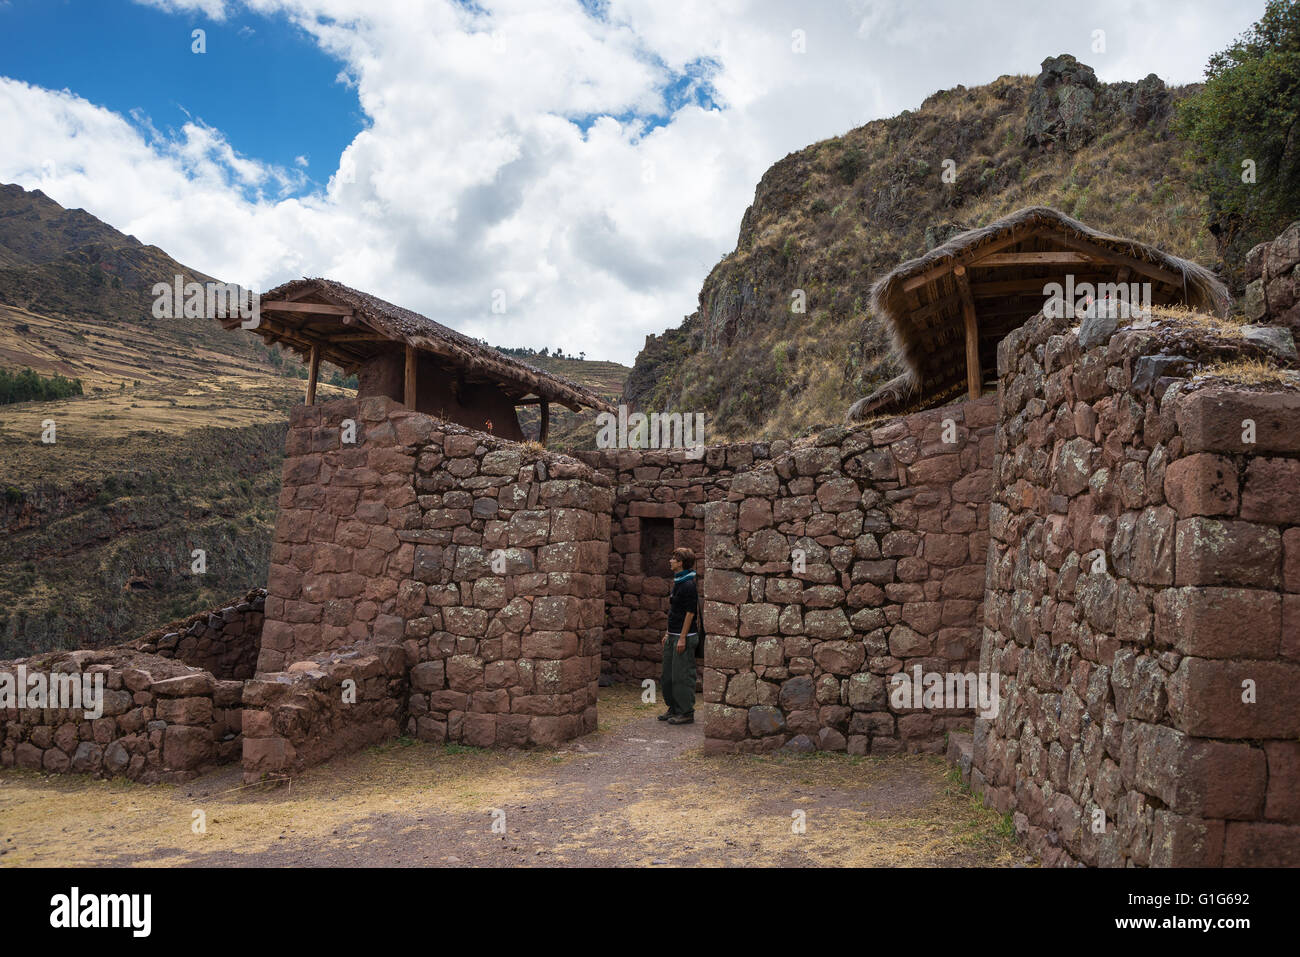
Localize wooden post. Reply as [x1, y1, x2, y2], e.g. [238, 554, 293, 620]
[954, 264, 982, 400]
[306, 344, 320, 405]
[404, 345, 417, 409]
[539, 398, 550, 446]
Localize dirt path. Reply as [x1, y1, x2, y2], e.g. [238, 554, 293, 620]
[0, 685, 1026, 867]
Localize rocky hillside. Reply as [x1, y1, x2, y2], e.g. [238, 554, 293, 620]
[626, 55, 1219, 441]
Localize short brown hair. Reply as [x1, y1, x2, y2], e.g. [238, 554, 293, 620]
[672, 547, 695, 570]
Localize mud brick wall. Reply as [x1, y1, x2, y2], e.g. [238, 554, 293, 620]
[130, 588, 265, 680]
[0, 649, 242, 783]
[241, 641, 407, 781]
[1245, 220, 1300, 338]
[691, 397, 997, 755]
[264, 396, 612, 750]
[977, 309, 1300, 867]
[578, 443, 792, 681]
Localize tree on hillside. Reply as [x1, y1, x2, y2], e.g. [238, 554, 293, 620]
[1178, 0, 1300, 281]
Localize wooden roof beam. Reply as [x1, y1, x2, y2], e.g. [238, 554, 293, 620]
[900, 226, 1053, 293]
[969, 251, 1100, 267]
[1045, 232, 1189, 292]
[260, 300, 355, 316]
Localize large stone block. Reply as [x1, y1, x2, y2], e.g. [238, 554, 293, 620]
[1154, 587, 1281, 658]
[1175, 518, 1280, 588]
[1168, 658, 1300, 738]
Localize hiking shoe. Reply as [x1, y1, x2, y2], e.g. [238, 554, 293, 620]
[658, 710, 675, 721]
[667, 713, 694, 725]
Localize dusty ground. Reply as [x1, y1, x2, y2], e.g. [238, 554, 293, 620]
[0, 685, 1026, 867]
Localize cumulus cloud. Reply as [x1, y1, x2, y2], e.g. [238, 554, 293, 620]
[0, 0, 1261, 363]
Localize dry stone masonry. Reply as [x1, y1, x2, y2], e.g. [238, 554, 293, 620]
[5, 305, 1299, 867]
[976, 308, 1300, 866]
[264, 396, 612, 750]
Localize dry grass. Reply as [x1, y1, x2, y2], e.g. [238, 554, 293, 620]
[1194, 357, 1299, 386]
[0, 683, 1023, 868]
[1145, 305, 1248, 338]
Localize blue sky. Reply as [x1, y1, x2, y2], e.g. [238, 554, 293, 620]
[0, 0, 1265, 364]
[0, 0, 364, 194]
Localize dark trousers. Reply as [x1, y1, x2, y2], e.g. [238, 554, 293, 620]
[661, 632, 697, 715]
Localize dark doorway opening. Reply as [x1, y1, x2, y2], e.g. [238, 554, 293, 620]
[640, 517, 675, 579]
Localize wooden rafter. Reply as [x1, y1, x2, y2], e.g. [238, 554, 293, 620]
[901, 226, 1053, 293]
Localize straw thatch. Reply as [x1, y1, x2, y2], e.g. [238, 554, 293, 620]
[847, 206, 1231, 421]
[225, 277, 611, 413]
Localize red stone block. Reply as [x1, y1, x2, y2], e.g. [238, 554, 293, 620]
[1241, 458, 1300, 524]
[1264, 741, 1300, 822]
[1169, 657, 1300, 738]
[1175, 386, 1300, 455]
[1222, 822, 1300, 866]
[1284, 529, 1300, 592]
[1153, 587, 1281, 658]
[1174, 518, 1280, 588]
[1163, 453, 1238, 517]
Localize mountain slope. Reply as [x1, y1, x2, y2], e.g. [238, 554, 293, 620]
[626, 56, 1218, 441]
[0, 184, 627, 656]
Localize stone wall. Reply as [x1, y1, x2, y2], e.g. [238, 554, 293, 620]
[263, 396, 612, 751]
[130, 588, 264, 680]
[579, 443, 791, 681]
[0, 648, 242, 783]
[976, 308, 1300, 866]
[1245, 220, 1300, 338]
[675, 398, 998, 754]
[241, 640, 407, 781]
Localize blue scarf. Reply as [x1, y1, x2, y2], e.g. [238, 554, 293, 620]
[673, 569, 696, 584]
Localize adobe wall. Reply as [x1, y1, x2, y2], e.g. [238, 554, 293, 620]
[261, 396, 611, 751]
[0, 648, 243, 783]
[977, 310, 1300, 866]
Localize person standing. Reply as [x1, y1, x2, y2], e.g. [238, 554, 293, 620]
[660, 547, 699, 725]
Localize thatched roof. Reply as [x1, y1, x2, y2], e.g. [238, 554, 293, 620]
[225, 277, 611, 413]
[847, 206, 1231, 421]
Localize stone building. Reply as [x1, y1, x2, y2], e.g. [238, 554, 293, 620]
[4, 212, 1299, 867]
[222, 277, 613, 442]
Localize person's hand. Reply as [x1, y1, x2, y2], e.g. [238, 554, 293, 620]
[676, 636, 686, 654]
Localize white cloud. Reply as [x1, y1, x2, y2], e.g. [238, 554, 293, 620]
[0, 0, 1262, 364]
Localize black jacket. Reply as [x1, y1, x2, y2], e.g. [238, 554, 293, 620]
[667, 572, 698, 635]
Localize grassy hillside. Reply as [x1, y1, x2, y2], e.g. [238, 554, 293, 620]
[626, 60, 1218, 441]
[0, 184, 629, 656]
[502, 352, 628, 451]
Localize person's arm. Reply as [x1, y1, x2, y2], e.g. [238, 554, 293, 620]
[676, 609, 694, 654]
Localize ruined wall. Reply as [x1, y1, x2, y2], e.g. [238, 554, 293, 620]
[977, 310, 1300, 867]
[241, 641, 408, 781]
[263, 396, 611, 751]
[669, 399, 998, 754]
[1245, 220, 1300, 339]
[0, 648, 242, 783]
[130, 588, 264, 681]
